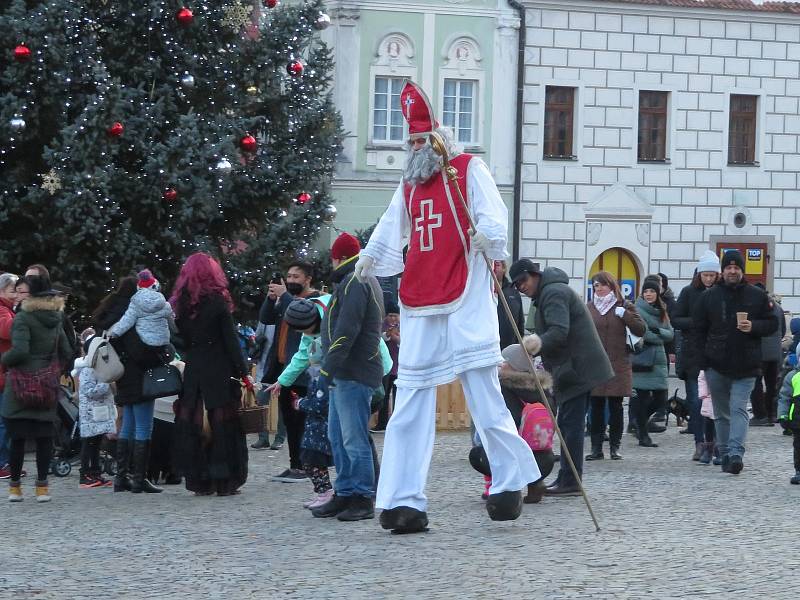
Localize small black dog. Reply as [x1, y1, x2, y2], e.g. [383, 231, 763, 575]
[666, 388, 691, 427]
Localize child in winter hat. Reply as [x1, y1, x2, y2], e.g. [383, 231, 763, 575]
[107, 269, 174, 347]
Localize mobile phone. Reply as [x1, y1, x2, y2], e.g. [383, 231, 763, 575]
[270, 272, 282, 284]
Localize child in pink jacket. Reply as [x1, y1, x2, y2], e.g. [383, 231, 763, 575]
[697, 371, 717, 465]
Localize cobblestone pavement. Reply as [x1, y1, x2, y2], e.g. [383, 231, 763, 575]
[1, 418, 797, 599]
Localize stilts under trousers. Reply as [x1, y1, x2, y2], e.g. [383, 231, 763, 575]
[376, 365, 541, 511]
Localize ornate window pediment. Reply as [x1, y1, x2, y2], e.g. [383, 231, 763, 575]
[441, 35, 482, 77]
[372, 32, 416, 73]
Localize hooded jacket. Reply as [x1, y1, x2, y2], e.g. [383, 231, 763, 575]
[108, 287, 173, 347]
[691, 279, 778, 378]
[631, 297, 674, 391]
[1, 295, 72, 422]
[532, 267, 614, 402]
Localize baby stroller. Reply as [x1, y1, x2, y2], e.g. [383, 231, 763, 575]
[51, 382, 118, 478]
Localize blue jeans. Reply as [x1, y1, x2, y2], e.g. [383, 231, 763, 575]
[120, 401, 155, 441]
[684, 375, 704, 444]
[328, 378, 375, 498]
[706, 369, 756, 458]
[0, 391, 8, 466]
[555, 392, 588, 488]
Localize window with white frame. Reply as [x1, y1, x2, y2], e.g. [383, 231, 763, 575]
[442, 79, 476, 144]
[373, 76, 405, 142]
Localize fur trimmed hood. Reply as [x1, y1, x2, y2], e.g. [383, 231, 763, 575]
[499, 368, 553, 392]
[21, 294, 65, 313]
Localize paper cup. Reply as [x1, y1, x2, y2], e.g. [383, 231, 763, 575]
[736, 312, 748, 324]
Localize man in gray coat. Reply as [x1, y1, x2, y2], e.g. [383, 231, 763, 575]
[517, 266, 614, 496]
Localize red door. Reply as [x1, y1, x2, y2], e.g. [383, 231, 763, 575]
[715, 241, 769, 288]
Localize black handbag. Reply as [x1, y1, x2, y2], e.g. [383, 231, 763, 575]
[630, 344, 657, 372]
[141, 363, 183, 400]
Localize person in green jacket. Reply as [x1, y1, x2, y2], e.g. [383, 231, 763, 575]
[3, 275, 72, 503]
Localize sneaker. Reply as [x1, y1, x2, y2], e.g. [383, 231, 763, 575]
[250, 439, 271, 450]
[0, 465, 10, 479]
[35, 483, 51, 503]
[308, 489, 334, 509]
[271, 468, 308, 483]
[79, 475, 103, 489]
[8, 483, 22, 502]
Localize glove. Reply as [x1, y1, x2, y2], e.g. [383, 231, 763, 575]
[242, 375, 254, 392]
[614, 307, 625, 318]
[469, 230, 491, 253]
[354, 254, 375, 282]
[523, 333, 542, 356]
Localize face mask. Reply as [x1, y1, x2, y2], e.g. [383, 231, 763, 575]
[286, 282, 304, 296]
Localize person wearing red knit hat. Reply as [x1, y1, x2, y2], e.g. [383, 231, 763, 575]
[309, 232, 386, 522]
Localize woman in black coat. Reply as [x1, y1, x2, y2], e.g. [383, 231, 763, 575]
[169, 253, 250, 496]
[92, 275, 167, 494]
[672, 253, 720, 462]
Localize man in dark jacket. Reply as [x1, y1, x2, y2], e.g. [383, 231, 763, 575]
[749, 287, 786, 426]
[692, 250, 778, 475]
[311, 233, 384, 522]
[519, 267, 614, 496]
[258, 261, 318, 481]
[494, 260, 524, 350]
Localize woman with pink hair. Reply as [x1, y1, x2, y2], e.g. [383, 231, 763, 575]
[170, 253, 251, 496]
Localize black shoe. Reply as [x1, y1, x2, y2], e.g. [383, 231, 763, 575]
[250, 438, 271, 450]
[130, 441, 163, 494]
[486, 490, 523, 521]
[721, 455, 731, 473]
[523, 481, 546, 504]
[269, 439, 285, 450]
[271, 468, 308, 483]
[791, 471, 800, 485]
[544, 484, 582, 497]
[728, 455, 744, 475]
[311, 494, 351, 518]
[113, 439, 132, 493]
[336, 495, 375, 521]
[610, 447, 623, 460]
[379, 506, 429, 534]
[638, 436, 659, 448]
[585, 450, 604, 461]
[749, 417, 773, 427]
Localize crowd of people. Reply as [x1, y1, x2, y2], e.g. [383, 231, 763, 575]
[1, 79, 798, 531]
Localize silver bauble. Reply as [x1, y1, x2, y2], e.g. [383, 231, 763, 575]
[322, 204, 337, 223]
[313, 13, 331, 30]
[180, 73, 195, 88]
[216, 158, 233, 174]
[9, 118, 26, 131]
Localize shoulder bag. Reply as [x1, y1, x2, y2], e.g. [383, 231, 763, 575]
[9, 334, 61, 410]
[630, 343, 657, 372]
[141, 363, 183, 401]
[87, 334, 124, 383]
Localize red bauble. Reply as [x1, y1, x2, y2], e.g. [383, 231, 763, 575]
[14, 44, 31, 62]
[176, 7, 194, 26]
[163, 188, 178, 202]
[240, 135, 257, 153]
[295, 192, 312, 205]
[286, 60, 304, 77]
[264, 0, 279, 7]
[107, 122, 124, 137]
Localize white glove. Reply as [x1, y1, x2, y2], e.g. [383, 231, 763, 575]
[354, 254, 375, 282]
[523, 333, 542, 356]
[614, 306, 626, 318]
[469, 230, 491, 253]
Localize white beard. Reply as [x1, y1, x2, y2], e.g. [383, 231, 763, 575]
[402, 144, 442, 186]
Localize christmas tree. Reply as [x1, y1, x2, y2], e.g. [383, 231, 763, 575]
[0, 0, 342, 316]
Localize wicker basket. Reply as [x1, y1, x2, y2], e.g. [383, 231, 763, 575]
[238, 387, 269, 434]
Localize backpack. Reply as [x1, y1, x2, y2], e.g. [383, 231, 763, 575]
[518, 402, 554, 452]
[86, 334, 124, 383]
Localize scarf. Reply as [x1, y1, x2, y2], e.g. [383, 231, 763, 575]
[593, 292, 618, 316]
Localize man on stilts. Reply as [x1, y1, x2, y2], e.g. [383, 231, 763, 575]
[355, 81, 541, 534]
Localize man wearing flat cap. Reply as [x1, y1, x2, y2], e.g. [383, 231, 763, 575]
[692, 249, 778, 476]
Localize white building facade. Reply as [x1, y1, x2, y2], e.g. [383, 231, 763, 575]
[519, 0, 800, 312]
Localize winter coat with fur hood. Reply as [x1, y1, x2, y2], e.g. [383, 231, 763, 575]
[108, 287, 174, 347]
[1, 295, 72, 422]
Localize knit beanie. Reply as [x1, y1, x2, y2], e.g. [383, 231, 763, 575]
[696, 250, 721, 274]
[641, 279, 661, 296]
[721, 249, 745, 271]
[330, 232, 361, 261]
[137, 269, 159, 290]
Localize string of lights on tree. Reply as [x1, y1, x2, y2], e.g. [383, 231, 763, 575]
[1, 0, 342, 317]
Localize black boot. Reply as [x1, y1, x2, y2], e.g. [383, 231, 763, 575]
[311, 494, 351, 518]
[380, 506, 429, 534]
[130, 440, 163, 494]
[113, 439, 132, 492]
[585, 445, 604, 461]
[610, 446, 623, 460]
[486, 490, 523, 521]
[336, 495, 375, 521]
[523, 481, 546, 504]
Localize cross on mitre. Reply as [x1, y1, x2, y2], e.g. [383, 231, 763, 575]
[403, 94, 415, 118]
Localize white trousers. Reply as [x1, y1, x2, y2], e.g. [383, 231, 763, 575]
[376, 366, 541, 511]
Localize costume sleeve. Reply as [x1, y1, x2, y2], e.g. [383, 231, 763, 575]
[362, 183, 409, 277]
[379, 337, 393, 376]
[107, 304, 136, 338]
[277, 335, 312, 387]
[468, 157, 508, 261]
[218, 302, 248, 378]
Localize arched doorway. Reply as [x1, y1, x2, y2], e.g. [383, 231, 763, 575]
[587, 247, 640, 300]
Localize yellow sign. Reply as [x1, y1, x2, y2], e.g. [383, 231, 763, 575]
[746, 248, 764, 275]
